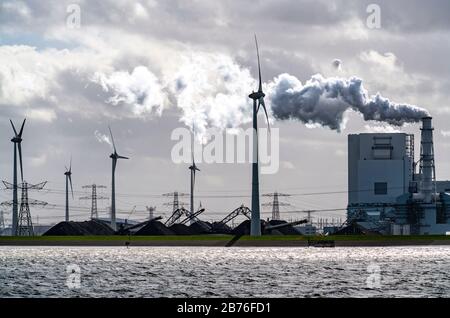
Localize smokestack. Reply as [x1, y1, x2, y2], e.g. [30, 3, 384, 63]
[420, 117, 435, 204]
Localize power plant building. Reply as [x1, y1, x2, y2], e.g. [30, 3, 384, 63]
[347, 117, 450, 235]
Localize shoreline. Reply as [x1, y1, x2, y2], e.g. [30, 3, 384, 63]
[1, 235, 450, 247]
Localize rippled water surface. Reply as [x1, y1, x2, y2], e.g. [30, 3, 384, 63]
[0, 246, 449, 297]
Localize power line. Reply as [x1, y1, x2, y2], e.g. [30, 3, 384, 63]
[2, 185, 407, 200]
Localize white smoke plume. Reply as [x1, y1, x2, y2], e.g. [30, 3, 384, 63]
[269, 73, 429, 131]
[91, 56, 428, 136]
[169, 53, 255, 141]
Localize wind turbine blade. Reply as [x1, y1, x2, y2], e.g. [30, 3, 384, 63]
[69, 156, 72, 172]
[65, 166, 69, 172]
[18, 143, 24, 182]
[69, 174, 74, 199]
[19, 118, 26, 137]
[10, 120, 18, 136]
[260, 98, 270, 131]
[191, 125, 196, 166]
[255, 34, 262, 93]
[117, 155, 129, 160]
[108, 126, 117, 153]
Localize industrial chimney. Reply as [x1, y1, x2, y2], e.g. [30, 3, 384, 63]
[419, 117, 436, 204]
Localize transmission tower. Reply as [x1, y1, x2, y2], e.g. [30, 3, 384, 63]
[1, 181, 47, 236]
[80, 184, 108, 219]
[0, 210, 5, 232]
[162, 191, 188, 213]
[146, 206, 156, 220]
[262, 192, 290, 220]
[305, 210, 312, 224]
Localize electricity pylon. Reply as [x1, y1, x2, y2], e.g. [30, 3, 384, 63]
[80, 184, 108, 219]
[262, 192, 290, 220]
[1, 181, 47, 236]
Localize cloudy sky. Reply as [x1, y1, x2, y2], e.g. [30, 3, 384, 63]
[0, 0, 449, 226]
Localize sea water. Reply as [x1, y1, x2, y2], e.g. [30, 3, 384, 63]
[0, 246, 449, 297]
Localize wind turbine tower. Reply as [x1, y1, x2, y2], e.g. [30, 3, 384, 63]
[108, 127, 129, 231]
[64, 158, 73, 222]
[189, 132, 200, 223]
[9, 119, 26, 236]
[248, 36, 270, 236]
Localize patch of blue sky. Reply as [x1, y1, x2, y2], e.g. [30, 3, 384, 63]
[0, 32, 77, 50]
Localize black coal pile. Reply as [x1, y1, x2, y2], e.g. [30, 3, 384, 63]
[265, 220, 300, 235]
[334, 221, 381, 235]
[211, 222, 233, 234]
[232, 219, 265, 235]
[43, 220, 115, 236]
[134, 220, 175, 235]
[189, 221, 212, 234]
[169, 224, 196, 235]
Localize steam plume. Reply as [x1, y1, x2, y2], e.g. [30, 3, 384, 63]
[269, 73, 429, 131]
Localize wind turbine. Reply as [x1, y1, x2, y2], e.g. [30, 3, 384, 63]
[248, 35, 270, 236]
[10, 119, 26, 236]
[188, 130, 200, 224]
[64, 158, 73, 222]
[108, 127, 129, 231]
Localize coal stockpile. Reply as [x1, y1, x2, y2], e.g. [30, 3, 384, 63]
[189, 221, 212, 234]
[232, 219, 265, 235]
[134, 220, 175, 235]
[169, 224, 196, 235]
[334, 221, 381, 235]
[43, 220, 115, 236]
[266, 220, 300, 235]
[211, 222, 233, 234]
[231, 219, 300, 235]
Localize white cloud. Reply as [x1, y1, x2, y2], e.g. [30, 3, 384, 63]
[441, 130, 450, 137]
[1, 1, 31, 20]
[25, 108, 57, 122]
[360, 51, 398, 71]
[94, 130, 112, 147]
[93, 66, 167, 116]
[30, 153, 47, 167]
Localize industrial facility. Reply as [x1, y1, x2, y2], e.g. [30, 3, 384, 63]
[347, 117, 450, 235]
[1, 36, 449, 237]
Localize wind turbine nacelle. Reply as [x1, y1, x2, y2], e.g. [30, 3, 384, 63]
[249, 91, 265, 100]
